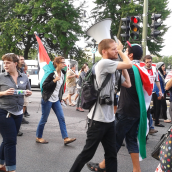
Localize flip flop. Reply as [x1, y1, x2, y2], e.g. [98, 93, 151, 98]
[36, 138, 49, 144]
[164, 119, 171, 123]
[69, 103, 75, 107]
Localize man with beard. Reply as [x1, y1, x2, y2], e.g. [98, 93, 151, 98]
[87, 43, 150, 172]
[69, 39, 132, 172]
[143, 55, 162, 135]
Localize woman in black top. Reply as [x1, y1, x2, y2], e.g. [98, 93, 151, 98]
[36, 56, 76, 145]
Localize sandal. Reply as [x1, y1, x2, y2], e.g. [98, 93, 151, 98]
[164, 119, 171, 123]
[0, 165, 6, 172]
[87, 162, 106, 172]
[69, 103, 75, 107]
[36, 138, 49, 144]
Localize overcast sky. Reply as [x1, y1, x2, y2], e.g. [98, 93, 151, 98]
[75, 0, 172, 56]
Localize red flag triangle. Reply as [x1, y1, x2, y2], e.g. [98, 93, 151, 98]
[35, 34, 51, 64]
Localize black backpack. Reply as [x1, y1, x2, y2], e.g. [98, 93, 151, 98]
[80, 63, 111, 110]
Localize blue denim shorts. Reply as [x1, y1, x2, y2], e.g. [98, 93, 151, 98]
[115, 113, 140, 154]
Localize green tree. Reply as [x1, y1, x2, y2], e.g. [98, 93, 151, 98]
[91, 0, 171, 56]
[0, 0, 87, 59]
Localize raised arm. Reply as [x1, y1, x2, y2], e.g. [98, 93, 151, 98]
[116, 40, 132, 70]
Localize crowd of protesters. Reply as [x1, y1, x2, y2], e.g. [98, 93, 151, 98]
[0, 39, 172, 172]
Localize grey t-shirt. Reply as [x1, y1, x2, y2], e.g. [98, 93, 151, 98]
[0, 71, 31, 113]
[87, 59, 125, 123]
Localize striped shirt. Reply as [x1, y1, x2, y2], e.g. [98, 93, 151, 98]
[0, 71, 31, 114]
[87, 59, 125, 123]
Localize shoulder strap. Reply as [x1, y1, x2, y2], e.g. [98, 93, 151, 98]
[89, 73, 111, 128]
[117, 70, 122, 92]
[99, 73, 111, 91]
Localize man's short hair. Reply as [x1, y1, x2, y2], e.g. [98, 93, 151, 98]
[143, 55, 152, 62]
[70, 64, 75, 69]
[98, 39, 115, 55]
[127, 44, 143, 60]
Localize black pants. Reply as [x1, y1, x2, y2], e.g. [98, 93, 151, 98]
[69, 120, 117, 172]
[152, 93, 167, 124]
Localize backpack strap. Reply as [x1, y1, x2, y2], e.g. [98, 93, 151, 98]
[89, 73, 111, 128]
[117, 70, 122, 92]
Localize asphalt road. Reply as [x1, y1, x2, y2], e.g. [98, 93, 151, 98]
[0, 89, 171, 172]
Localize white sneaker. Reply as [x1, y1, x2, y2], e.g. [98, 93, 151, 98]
[61, 100, 67, 107]
[72, 101, 76, 105]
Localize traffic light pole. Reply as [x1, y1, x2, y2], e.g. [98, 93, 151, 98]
[141, 0, 148, 57]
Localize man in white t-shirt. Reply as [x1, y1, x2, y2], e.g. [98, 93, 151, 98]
[69, 39, 132, 172]
[143, 55, 162, 134]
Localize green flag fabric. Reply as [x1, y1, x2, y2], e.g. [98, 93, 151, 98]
[132, 65, 147, 159]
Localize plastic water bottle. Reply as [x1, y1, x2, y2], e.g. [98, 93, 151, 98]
[13, 90, 26, 95]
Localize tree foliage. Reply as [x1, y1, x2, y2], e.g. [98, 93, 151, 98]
[152, 55, 172, 68]
[91, 0, 171, 56]
[0, 0, 87, 59]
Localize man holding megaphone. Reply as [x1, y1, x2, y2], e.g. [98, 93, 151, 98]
[69, 39, 132, 172]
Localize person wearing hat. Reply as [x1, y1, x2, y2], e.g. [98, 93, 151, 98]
[87, 43, 148, 172]
[152, 62, 170, 127]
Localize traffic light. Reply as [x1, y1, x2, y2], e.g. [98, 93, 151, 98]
[151, 13, 162, 38]
[120, 17, 130, 41]
[130, 16, 140, 40]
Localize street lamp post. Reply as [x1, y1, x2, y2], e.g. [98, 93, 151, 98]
[141, 0, 148, 57]
[92, 39, 96, 64]
[85, 39, 97, 65]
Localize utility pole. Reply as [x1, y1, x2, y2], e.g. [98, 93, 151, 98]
[141, 0, 148, 57]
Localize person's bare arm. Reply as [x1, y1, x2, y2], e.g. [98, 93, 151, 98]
[0, 88, 14, 97]
[121, 69, 131, 88]
[67, 74, 76, 79]
[116, 40, 132, 70]
[155, 81, 162, 96]
[165, 78, 172, 90]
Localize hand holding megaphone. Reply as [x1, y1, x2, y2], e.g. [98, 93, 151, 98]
[116, 40, 124, 53]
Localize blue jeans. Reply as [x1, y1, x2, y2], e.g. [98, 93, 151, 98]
[149, 114, 154, 129]
[115, 113, 140, 154]
[0, 108, 23, 171]
[36, 99, 68, 139]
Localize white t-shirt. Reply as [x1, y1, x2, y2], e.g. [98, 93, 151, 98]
[48, 71, 63, 102]
[87, 59, 122, 123]
[145, 66, 159, 90]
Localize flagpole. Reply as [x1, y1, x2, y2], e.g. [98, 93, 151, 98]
[34, 32, 40, 81]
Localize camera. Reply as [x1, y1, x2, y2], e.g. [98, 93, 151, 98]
[99, 95, 112, 105]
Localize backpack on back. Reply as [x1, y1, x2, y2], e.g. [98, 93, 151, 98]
[80, 63, 111, 110]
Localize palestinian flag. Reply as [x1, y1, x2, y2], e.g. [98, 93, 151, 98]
[132, 63, 152, 160]
[165, 70, 172, 83]
[35, 34, 67, 92]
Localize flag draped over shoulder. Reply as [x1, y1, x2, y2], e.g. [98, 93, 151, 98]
[35, 34, 67, 92]
[165, 70, 172, 83]
[132, 64, 152, 160]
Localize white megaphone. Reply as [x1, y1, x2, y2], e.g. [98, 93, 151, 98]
[86, 18, 112, 44]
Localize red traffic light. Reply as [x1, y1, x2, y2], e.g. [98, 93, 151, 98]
[131, 16, 140, 23]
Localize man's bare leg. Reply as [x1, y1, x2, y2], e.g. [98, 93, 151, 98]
[130, 153, 141, 172]
[23, 106, 26, 114]
[68, 93, 74, 104]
